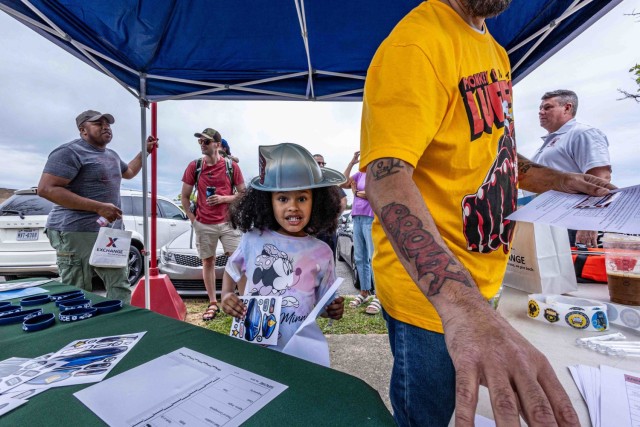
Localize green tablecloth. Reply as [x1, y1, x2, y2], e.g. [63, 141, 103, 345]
[1, 281, 394, 426]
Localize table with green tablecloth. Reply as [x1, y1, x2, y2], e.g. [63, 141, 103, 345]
[0, 281, 394, 426]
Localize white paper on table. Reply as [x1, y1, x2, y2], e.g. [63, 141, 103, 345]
[0, 279, 54, 293]
[0, 395, 28, 416]
[600, 364, 640, 427]
[569, 364, 600, 427]
[229, 295, 281, 346]
[0, 356, 67, 394]
[507, 184, 640, 234]
[74, 347, 287, 427]
[282, 278, 343, 367]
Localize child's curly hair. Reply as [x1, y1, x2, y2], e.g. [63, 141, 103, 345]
[230, 186, 342, 236]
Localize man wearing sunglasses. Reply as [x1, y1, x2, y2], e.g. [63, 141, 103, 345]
[181, 128, 245, 321]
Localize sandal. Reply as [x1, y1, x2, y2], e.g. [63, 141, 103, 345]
[202, 302, 220, 321]
[349, 294, 372, 308]
[365, 298, 381, 315]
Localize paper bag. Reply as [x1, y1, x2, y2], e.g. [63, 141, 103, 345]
[89, 227, 132, 268]
[503, 222, 577, 294]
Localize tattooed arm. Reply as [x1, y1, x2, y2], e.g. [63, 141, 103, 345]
[518, 154, 613, 195]
[366, 157, 580, 427]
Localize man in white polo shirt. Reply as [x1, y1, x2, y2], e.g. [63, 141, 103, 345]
[534, 89, 612, 247]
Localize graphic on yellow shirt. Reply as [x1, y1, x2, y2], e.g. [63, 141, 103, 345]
[459, 69, 517, 255]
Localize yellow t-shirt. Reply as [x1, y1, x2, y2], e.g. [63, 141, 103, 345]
[360, 1, 517, 333]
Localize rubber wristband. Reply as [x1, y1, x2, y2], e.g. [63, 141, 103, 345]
[58, 299, 92, 311]
[58, 307, 97, 322]
[0, 305, 22, 317]
[22, 313, 55, 332]
[0, 308, 43, 325]
[0, 301, 11, 308]
[50, 290, 84, 302]
[93, 300, 123, 314]
[55, 294, 87, 307]
[20, 294, 52, 307]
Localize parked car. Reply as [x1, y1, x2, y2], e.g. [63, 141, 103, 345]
[336, 210, 374, 291]
[0, 188, 191, 285]
[159, 229, 228, 296]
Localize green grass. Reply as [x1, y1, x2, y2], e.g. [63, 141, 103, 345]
[183, 296, 388, 335]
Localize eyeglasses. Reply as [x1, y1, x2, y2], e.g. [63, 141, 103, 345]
[198, 138, 212, 146]
[317, 162, 326, 167]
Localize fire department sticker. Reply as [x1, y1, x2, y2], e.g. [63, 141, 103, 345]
[544, 308, 559, 323]
[527, 300, 540, 318]
[565, 311, 590, 329]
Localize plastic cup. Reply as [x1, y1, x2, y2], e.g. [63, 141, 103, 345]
[602, 233, 640, 306]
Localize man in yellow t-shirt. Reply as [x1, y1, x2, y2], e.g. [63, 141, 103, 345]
[360, 1, 613, 426]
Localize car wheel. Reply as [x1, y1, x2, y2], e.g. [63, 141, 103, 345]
[336, 242, 344, 262]
[351, 251, 360, 290]
[2, 275, 18, 282]
[128, 245, 143, 286]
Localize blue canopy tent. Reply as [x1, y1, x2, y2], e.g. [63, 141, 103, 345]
[0, 0, 622, 308]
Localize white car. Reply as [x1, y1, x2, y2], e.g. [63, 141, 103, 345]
[159, 229, 228, 296]
[0, 188, 191, 285]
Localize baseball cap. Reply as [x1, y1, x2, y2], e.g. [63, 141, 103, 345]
[194, 128, 221, 142]
[76, 110, 115, 128]
[251, 143, 346, 191]
[221, 138, 231, 153]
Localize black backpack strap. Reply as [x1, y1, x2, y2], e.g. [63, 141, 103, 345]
[574, 252, 589, 283]
[224, 157, 236, 193]
[192, 158, 203, 197]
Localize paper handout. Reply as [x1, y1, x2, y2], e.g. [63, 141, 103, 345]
[282, 278, 343, 366]
[74, 347, 287, 427]
[507, 185, 640, 234]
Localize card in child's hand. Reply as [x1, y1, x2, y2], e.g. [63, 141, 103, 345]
[229, 296, 282, 346]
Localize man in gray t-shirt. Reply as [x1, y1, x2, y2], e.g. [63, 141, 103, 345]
[38, 110, 158, 302]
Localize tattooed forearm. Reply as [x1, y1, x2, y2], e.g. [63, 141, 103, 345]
[381, 202, 472, 296]
[370, 158, 404, 180]
[517, 154, 543, 175]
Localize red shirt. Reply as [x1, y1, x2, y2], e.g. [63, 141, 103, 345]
[182, 158, 244, 224]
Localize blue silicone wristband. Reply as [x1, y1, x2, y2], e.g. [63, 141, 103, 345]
[0, 308, 43, 325]
[58, 299, 92, 311]
[0, 305, 22, 317]
[49, 290, 84, 302]
[0, 301, 11, 308]
[20, 294, 52, 307]
[93, 300, 123, 314]
[22, 313, 55, 332]
[58, 307, 97, 322]
[55, 294, 87, 307]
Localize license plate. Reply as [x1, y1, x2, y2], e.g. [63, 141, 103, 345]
[17, 229, 39, 241]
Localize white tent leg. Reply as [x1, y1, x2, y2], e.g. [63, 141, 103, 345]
[139, 75, 150, 310]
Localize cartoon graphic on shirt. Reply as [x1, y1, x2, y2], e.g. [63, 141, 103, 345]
[251, 243, 301, 297]
[461, 80, 518, 254]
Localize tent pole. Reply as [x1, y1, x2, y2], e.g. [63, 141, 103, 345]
[150, 102, 158, 275]
[139, 75, 151, 310]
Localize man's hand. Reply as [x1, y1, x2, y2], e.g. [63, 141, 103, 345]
[146, 135, 159, 154]
[554, 172, 615, 196]
[575, 230, 598, 247]
[325, 296, 344, 320]
[96, 203, 123, 223]
[206, 195, 232, 205]
[443, 298, 580, 426]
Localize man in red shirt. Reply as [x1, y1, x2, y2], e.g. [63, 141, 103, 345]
[181, 128, 246, 320]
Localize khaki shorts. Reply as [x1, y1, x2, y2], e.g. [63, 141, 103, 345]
[193, 220, 241, 259]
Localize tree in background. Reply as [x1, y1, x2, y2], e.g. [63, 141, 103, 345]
[618, 12, 639, 102]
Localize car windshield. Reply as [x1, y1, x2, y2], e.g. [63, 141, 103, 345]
[0, 194, 54, 216]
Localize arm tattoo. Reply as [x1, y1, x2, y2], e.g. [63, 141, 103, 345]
[381, 202, 472, 296]
[370, 158, 404, 180]
[517, 155, 543, 175]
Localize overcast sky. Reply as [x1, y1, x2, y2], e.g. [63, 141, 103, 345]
[0, 0, 638, 201]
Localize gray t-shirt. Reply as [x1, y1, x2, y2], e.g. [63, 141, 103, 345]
[44, 138, 128, 232]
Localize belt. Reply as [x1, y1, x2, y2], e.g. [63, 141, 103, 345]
[49, 290, 84, 302]
[0, 308, 43, 325]
[22, 313, 55, 332]
[93, 300, 123, 314]
[58, 299, 92, 312]
[0, 305, 22, 317]
[20, 294, 53, 307]
[58, 307, 97, 323]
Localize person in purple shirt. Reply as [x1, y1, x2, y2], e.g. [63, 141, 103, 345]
[341, 151, 379, 314]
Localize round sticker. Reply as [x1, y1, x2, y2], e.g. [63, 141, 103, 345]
[527, 300, 540, 318]
[544, 308, 560, 323]
[591, 311, 608, 331]
[565, 311, 590, 329]
[620, 308, 640, 329]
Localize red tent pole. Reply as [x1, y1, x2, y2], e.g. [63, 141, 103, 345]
[150, 102, 159, 275]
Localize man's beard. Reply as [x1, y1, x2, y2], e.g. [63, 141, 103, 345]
[462, 0, 512, 18]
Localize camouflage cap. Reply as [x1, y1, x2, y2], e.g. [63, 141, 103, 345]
[76, 110, 115, 128]
[194, 128, 221, 142]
